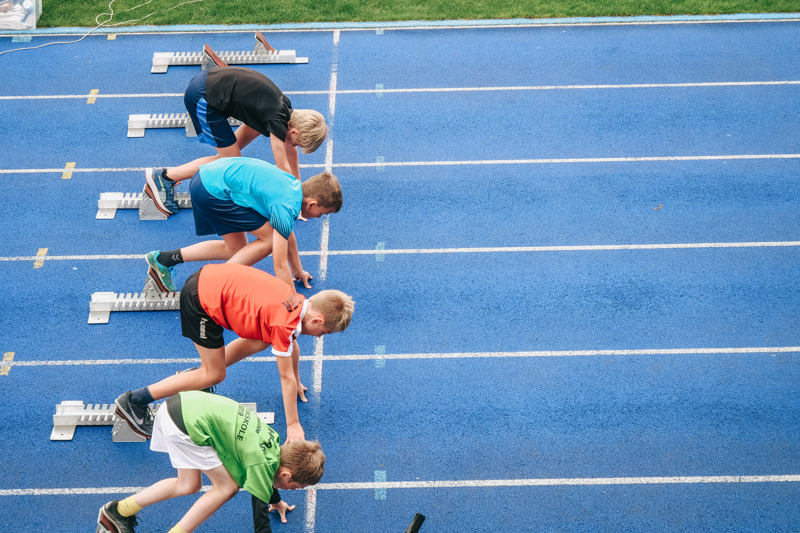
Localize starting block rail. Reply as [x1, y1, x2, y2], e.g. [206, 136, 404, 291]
[89, 290, 180, 324]
[97, 191, 192, 220]
[127, 112, 242, 138]
[89, 276, 180, 324]
[90, 266, 185, 323]
[151, 32, 308, 73]
[52, 401, 274, 442]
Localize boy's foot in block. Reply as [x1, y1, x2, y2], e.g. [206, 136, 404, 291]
[143, 167, 178, 216]
[97, 500, 138, 533]
[145, 251, 177, 293]
[114, 392, 153, 439]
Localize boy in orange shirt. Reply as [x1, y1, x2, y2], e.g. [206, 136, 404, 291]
[114, 263, 354, 444]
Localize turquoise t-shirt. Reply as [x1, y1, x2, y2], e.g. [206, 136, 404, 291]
[198, 157, 302, 239]
[178, 391, 281, 503]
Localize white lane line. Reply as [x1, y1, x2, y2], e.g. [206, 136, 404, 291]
[332, 153, 800, 168]
[335, 80, 800, 94]
[7, 346, 800, 369]
[1, 80, 798, 100]
[305, 31, 341, 533]
[0, 90, 325, 101]
[3, 474, 799, 496]
[3, 241, 800, 263]
[2, 153, 798, 175]
[317, 474, 800, 490]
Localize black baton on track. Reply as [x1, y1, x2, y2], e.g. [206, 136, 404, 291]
[403, 513, 426, 533]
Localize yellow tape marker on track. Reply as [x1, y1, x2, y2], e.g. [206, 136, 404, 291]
[87, 89, 99, 104]
[107, 34, 116, 40]
[62, 162, 75, 180]
[34, 248, 48, 269]
[1, 352, 14, 376]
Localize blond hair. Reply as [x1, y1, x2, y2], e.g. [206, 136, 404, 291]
[288, 109, 327, 154]
[302, 172, 343, 212]
[308, 290, 354, 333]
[279, 440, 325, 486]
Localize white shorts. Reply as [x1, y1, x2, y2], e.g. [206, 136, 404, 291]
[150, 406, 223, 471]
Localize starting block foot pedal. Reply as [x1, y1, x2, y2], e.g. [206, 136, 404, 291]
[202, 43, 229, 69]
[139, 190, 169, 221]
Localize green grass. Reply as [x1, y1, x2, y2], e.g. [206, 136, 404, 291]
[38, 0, 799, 29]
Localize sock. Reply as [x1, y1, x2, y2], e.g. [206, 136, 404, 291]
[168, 525, 188, 533]
[157, 249, 184, 268]
[129, 387, 154, 405]
[117, 496, 142, 517]
[161, 168, 175, 182]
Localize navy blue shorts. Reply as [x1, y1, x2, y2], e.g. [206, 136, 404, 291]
[184, 70, 237, 149]
[190, 173, 269, 236]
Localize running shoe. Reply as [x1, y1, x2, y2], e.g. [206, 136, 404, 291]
[145, 251, 177, 293]
[97, 500, 138, 533]
[114, 391, 153, 439]
[143, 167, 178, 216]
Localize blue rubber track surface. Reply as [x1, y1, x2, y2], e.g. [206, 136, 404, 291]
[1, 15, 799, 532]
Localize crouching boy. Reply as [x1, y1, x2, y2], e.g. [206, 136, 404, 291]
[97, 391, 324, 533]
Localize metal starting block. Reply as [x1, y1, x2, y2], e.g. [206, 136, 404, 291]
[89, 277, 180, 324]
[127, 112, 242, 138]
[150, 32, 308, 73]
[96, 190, 192, 220]
[52, 401, 275, 442]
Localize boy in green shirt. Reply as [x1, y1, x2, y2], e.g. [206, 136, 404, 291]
[97, 391, 324, 533]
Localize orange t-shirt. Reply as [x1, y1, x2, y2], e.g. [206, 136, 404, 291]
[198, 263, 306, 356]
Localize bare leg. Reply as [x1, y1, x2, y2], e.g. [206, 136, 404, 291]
[175, 465, 240, 532]
[227, 222, 275, 266]
[148, 344, 226, 400]
[235, 124, 261, 150]
[223, 338, 270, 367]
[131, 469, 203, 509]
[180, 233, 249, 263]
[165, 143, 242, 182]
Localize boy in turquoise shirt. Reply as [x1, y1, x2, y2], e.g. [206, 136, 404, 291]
[97, 391, 325, 533]
[146, 156, 342, 291]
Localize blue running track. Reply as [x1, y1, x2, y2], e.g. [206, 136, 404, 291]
[1, 14, 799, 532]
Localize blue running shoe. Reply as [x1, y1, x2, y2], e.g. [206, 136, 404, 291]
[146, 251, 177, 292]
[143, 167, 178, 216]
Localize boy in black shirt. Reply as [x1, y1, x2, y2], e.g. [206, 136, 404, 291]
[145, 66, 327, 216]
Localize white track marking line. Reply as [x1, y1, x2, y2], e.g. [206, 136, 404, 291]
[7, 346, 800, 369]
[2, 153, 799, 175]
[2, 241, 800, 263]
[1, 80, 798, 100]
[3, 474, 799, 496]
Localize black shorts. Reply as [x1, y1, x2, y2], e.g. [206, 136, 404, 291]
[180, 270, 225, 349]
